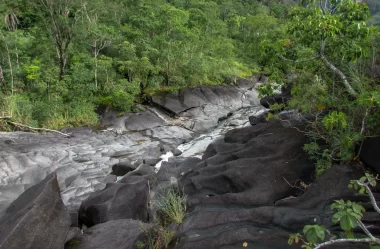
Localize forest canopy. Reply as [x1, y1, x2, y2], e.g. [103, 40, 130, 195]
[0, 0, 378, 131]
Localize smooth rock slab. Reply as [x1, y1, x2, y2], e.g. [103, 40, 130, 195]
[0, 173, 70, 249]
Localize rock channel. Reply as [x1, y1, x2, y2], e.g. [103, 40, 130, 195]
[1, 78, 379, 249]
[0, 78, 263, 215]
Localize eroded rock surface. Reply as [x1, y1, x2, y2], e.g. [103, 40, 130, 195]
[152, 84, 262, 133]
[65, 219, 150, 249]
[0, 82, 263, 215]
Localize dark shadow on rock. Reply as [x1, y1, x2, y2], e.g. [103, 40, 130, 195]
[65, 219, 150, 249]
[79, 176, 149, 227]
[359, 137, 380, 174]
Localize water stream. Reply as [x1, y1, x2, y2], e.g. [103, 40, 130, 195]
[155, 106, 267, 171]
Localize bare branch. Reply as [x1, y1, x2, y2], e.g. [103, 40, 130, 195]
[279, 55, 320, 63]
[8, 121, 71, 137]
[319, 53, 357, 96]
[314, 238, 373, 249]
[358, 220, 380, 243]
[356, 181, 380, 213]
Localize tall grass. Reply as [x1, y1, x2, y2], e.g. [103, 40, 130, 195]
[0, 93, 98, 130]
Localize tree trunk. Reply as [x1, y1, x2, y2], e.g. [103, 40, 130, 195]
[4, 42, 14, 95]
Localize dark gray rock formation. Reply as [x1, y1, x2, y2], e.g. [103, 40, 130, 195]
[0, 173, 70, 249]
[260, 84, 292, 108]
[164, 120, 376, 249]
[359, 137, 380, 174]
[65, 219, 150, 249]
[180, 120, 313, 208]
[249, 111, 268, 125]
[152, 85, 262, 132]
[79, 176, 149, 227]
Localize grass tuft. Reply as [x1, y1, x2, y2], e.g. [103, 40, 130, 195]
[156, 187, 187, 226]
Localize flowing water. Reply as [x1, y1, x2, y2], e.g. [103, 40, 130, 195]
[155, 106, 267, 171]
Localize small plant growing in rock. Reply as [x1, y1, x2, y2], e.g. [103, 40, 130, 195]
[137, 224, 176, 249]
[156, 187, 187, 226]
[136, 186, 187, 249]
[288, 174, 380, 249]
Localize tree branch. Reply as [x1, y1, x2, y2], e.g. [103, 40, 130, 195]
[356, 181, 380, 213]
[314, 238, 373, 249]
[319, 53, 357, 96]
[279, 55, 320, 63]
[8, 121, 71, 137]
[358, 220, 380, 243]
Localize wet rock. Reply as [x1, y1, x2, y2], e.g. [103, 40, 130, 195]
[79, 176, 149, 227]
[65, 219, 150, 249]
[0, 173, 70, 249]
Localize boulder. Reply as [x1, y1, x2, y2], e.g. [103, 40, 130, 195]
[65, 219, 150, 249]
[180, 120, 314, 208]
[260, 84, 292, 108]
[0, 173, 70, 249]
[249, 111, 268, 125]
[111, 161, 136, 176]
[79, 176, 149, 227]
[120, 164, 155, 182]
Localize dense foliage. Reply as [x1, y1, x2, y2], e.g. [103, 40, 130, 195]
[257, 0, 380, 177]
[0, 0, 291, 128]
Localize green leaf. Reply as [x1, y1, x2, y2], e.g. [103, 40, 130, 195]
[352, 203, 365, 214]
[303, 225, 326, 244]
[339, 214, 357, 231]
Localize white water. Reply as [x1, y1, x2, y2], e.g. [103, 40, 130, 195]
[155, 106, 267, 171]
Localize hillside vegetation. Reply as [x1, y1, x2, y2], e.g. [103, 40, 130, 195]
[0, 0, 379, 139]
[0, 0, 293, 128]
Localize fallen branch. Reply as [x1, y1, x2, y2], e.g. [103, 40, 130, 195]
[0, 116, 11, 119]
[8, 121, 71, 137]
